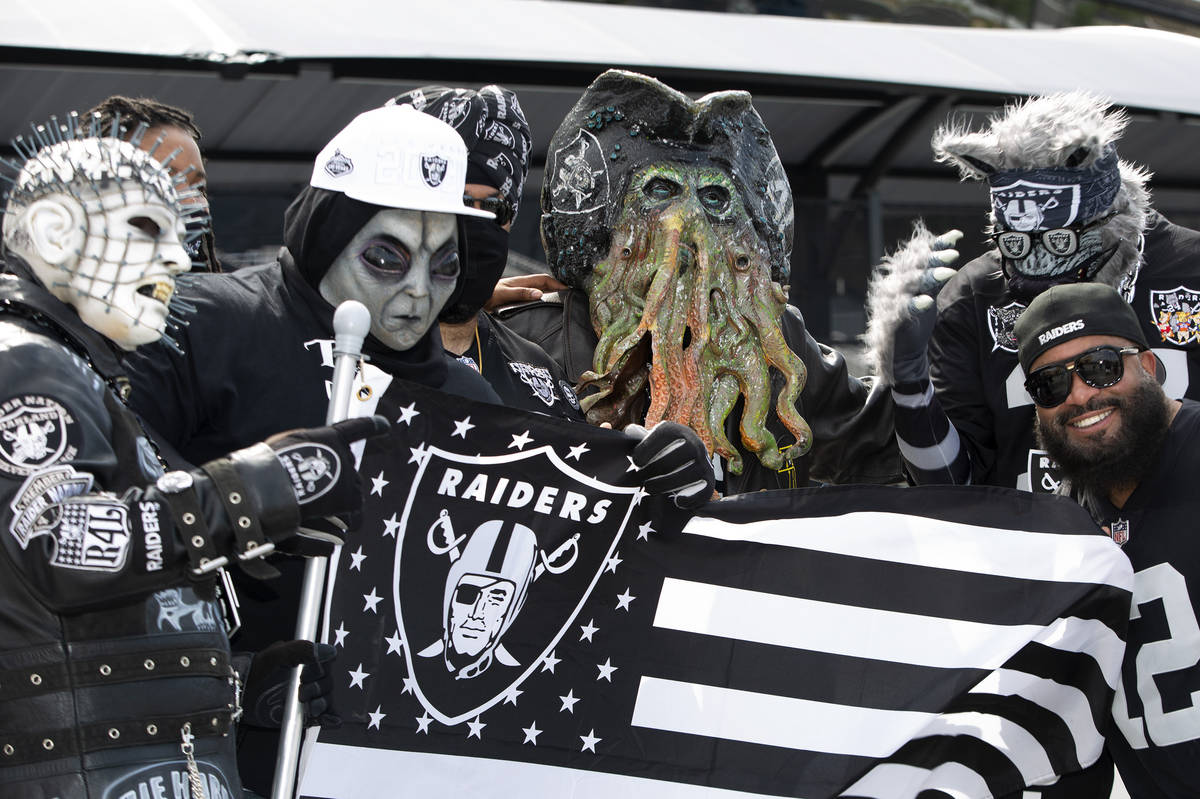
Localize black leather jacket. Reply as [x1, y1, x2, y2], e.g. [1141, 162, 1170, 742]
[0, 267, 303, 798]
[494, 289, 900, 492]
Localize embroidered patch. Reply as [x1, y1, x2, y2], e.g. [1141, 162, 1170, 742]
[549, 129, 609, 215]
[1110, 518, 1130, 546]
[9, 465, 94, 547]
[0, 395, 77, 477]
[323, 148, 354, 178]
[421, 155, 448, 188]
[275, 443, 341, 505]
[559, 380, 580, 411]
[509, 362, 557, 407]
[1149, 285, 1200, 345]
[987, 301, 1025, 353]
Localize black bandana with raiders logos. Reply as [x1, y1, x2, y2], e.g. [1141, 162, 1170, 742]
[390, 86, 531, 217]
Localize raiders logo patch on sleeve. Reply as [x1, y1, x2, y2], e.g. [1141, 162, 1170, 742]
[0, 395, 78, 477]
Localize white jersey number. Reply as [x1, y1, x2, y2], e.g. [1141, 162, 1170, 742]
[1113, 563, 1200, 748]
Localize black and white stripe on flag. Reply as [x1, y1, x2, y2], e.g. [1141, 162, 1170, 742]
[297, 379, 1131, 799]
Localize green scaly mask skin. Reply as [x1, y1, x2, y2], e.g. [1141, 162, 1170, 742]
[579, 162, 812, 475]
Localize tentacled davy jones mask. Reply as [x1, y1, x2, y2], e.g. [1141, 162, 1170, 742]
[541, 70, 809, 474]
[3, 125, 203, 351]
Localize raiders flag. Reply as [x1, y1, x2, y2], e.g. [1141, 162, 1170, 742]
[298, 379, 1131, 799]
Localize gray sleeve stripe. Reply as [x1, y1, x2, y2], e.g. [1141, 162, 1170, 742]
[897, 425, 963, 472]
[891, 382, 935, 409]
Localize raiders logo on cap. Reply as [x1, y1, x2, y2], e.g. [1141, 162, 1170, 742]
[421, 155, 448, 188]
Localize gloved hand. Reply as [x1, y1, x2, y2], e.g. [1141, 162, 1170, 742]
[626, 421, 715, 510]
[240, 640, 338, 728]
[865, 226, 961, 385]
[266, 416, 390, 522]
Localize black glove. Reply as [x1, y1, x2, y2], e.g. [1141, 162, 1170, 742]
[240, 640, 338, 728]
[275, 515, 353, 558]
[627, 421, 715, 510]
[266, 416, 390, 522]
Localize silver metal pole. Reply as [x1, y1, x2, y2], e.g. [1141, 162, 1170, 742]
[271, 300, 371, 799]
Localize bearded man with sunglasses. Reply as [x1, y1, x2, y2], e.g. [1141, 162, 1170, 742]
[866, 91, 1200, 496]
[1014, 282, 1200, 799]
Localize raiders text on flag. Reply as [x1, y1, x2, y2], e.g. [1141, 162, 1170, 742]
[298, 380, 1131, 799]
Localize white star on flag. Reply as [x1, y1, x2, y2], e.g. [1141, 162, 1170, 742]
[381, 513, 401, 538]
[504, 686, 523, 706]
[636, 521, 655, 541]
[370, 471, 389, 496]
[367, 705, 386, 730]
[416, 712, 433, 734]
[580, 729, 601, 753]
[467, 716, 486, 739]
[597, 658, 618, 682]
[362, 587, 382, 613]
[509, 430, 533, 450]
[401, 676, 416, 696]
[559, 689, 579, 713]
[396, 402, 419, 425]
[348, 663, 369, 689]
[626, 456, 640, 472]
[616, 587, 636, 611]
[604, 551, 622, 573]
[452, 416, 475, 438]
[632, 486, 648, 506]
[540, 650, 561, 673]
[579, 619, 598, 642]
[522, 721, 542, 745]
[348, 545, 366, 571]
[385, 631, 404, 656]
[408, 444, 431, 466]
[566, 442, 589, 460]
[333, 621, 349, 647]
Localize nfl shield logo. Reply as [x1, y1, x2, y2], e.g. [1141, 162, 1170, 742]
[396, 444, 639, 725]
[987, 301, 1026, 353]
[1148, 285, 1200, 345]
[1110, 518, 1130, 546]
[421, 155, 448, 188]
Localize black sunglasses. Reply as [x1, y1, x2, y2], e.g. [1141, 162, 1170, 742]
[463, 194, 515, 227]
[1024, 345, 1143, 408]
[992, 212, 1116, 260]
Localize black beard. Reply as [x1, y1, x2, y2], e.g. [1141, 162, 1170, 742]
[1035, 375, 1170, 494]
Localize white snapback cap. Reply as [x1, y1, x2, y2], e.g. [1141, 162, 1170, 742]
[309, 104, 494, 219]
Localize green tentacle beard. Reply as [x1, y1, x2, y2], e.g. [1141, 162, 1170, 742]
[579, 162, 812, 475]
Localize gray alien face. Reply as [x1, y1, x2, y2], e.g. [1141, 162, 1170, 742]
[319, 208, 460, 351]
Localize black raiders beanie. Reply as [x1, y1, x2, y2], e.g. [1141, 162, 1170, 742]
[1014, 282, 1149, 374]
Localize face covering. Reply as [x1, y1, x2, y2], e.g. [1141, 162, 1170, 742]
[439, 217, 510, 324]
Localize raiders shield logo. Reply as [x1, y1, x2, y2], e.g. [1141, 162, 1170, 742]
[0, 395, 76, 477]
[421, 155, 448, 188]
[1149, 285, 1200, 345]
[549, 130, 609, 215]
[1027, 449, 1063, 494]
[274, 443, 340, 505]
[990, 178, 1081, 230]
[987, 301, 1026, 353]
[396, 445, 638, 725]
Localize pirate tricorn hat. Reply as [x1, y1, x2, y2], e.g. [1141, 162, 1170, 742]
[540, 69, 795, 290]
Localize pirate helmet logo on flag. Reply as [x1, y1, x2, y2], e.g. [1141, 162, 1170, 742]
[397, 445, 638, 725]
